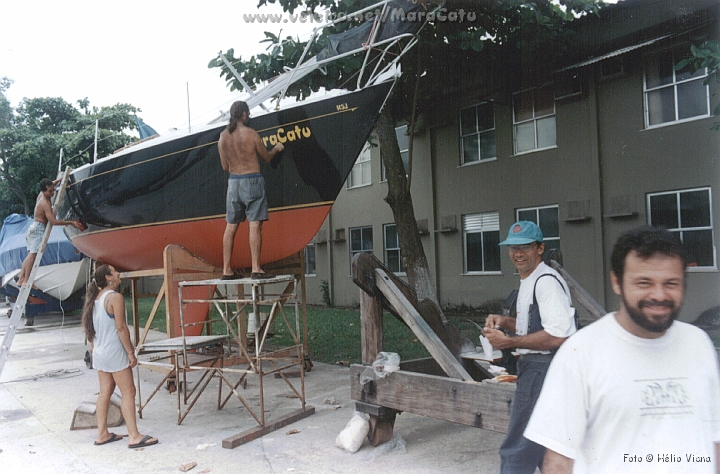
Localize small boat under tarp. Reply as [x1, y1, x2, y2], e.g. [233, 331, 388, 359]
[0, 214, 90, 318]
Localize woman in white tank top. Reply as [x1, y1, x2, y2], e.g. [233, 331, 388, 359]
[82, 264, 158, 448]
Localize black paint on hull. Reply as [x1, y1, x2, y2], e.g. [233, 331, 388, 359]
[58, 81, 393, 244]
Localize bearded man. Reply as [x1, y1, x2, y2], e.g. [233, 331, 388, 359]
[525, 226, 720, 474]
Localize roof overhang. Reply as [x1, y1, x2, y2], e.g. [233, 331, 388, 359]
[558, 34, 672, 71]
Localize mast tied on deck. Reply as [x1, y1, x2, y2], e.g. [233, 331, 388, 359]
[219, 0, 442, 113]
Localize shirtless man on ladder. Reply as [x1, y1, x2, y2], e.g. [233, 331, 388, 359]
[16, 178, 83, 287]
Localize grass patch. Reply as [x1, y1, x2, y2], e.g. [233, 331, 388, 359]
[126, 298, 488, 365]
[271, 307, 433, 364]
[125, 296, 167, 333]
[126, 297, 720, 358]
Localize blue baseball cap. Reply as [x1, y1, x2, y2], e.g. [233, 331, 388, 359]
[499, 221, 544, 245]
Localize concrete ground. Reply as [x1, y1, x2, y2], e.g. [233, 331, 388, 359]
[0, 304, 505, 474]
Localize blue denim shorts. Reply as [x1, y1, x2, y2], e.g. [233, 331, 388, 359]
[226, 173, 269, 224]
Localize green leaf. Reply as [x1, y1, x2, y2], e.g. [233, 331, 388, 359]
[675, 58, 691, 70]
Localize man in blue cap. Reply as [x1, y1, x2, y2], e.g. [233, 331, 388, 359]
[482, 220, 577, 474]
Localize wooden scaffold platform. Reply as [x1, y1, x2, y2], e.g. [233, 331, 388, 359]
[126, 244, 314, 448]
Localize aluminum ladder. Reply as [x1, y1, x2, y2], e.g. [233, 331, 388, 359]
[0, 167, 73, 378]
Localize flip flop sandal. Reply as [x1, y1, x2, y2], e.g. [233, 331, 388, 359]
[128, 435, 159, 449]
[94, 433, 124, 446]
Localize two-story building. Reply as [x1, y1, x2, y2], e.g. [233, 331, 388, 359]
[303, 0, 720, 324]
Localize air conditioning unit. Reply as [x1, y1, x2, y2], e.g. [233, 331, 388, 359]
[437, 215, 458, 233]
[605, 195, 638, 218]
[565, 200, 591, 222]
[417, 218, 429, 235]
[315, 229, 328, 244]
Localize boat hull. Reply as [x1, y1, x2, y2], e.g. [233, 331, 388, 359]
[3, 259, 90, 300]
[68, 204, 331, 271]
[58, 81, 394, 271]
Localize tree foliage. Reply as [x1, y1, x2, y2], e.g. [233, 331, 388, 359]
[210, 0, 603, 104]
[208, 0, 605, 301]
[677, 40, 720, 130]
[0, 78, 140, 221]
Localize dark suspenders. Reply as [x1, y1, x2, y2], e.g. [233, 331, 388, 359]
[528, 273, 580, 334]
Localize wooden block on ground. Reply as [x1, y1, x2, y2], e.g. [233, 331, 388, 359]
[222, 406, 315, 449]
[368, 414, 396, 447]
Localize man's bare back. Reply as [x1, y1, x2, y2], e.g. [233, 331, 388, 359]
[219, 124, 283, 175]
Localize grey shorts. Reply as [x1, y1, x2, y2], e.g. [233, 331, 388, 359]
[26, 221, 46, 253]
[226, 173, 269, 224]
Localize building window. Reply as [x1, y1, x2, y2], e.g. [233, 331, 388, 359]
[304, 244, 316, 276]
[517, 205, 560, 253]
[381, 125, 409, 181]
[347, 144, 371, 189]
[513, 84, 556, 154]
[644, 45, 710, 127]
[648, 188, 715, 268]
[383, 224, 403, 273]
[460, 102, 496, 164]
[350, 226, 373, 262]
[463, 212, 501, 273]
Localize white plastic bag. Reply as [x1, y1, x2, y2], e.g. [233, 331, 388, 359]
[359, 367, 376, 386]
[372, 351, 400, 378]
[335, 412, 370, 453]
[363, 433, 407, 461]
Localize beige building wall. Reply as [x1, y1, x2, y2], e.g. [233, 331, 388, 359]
[302, 0, 720, 323]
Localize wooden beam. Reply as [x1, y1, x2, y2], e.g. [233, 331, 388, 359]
[375, 269, 472, 381]
[138, 280, 167, 347]
[350, 365, 514, 433]
[417, 299, 475, 355]
[360, 290, 384, 364]
[547, 259, 606, 320]
[120, 269, 164, 279]
[352, 252, 417, 305]
[130, 278, 140, 345]
[163, 244, 222, 338]
[352, 252, 473, 357]
[222, 406, 316, 449]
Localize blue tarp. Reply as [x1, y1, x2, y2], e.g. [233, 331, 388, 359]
[135, 116, 158, 139]
[0, 214, 84, 276]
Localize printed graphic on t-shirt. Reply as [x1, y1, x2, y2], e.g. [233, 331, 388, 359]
[637, 377, 692, 417]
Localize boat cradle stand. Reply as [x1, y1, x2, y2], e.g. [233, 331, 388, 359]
[123, 245, 313, 447]
[348, 250, 607, 446]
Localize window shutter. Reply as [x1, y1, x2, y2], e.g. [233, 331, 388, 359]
[463, 213, 499, 232]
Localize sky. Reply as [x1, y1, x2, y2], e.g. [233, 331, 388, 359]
[0, 0, 312, 134]
[1, 0, 623, 136]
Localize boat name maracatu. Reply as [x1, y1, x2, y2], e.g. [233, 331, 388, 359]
[261, 125, 312, 147]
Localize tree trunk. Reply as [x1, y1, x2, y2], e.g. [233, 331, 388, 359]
[376, 108, 439, 306]
[0, 164, 29, 214]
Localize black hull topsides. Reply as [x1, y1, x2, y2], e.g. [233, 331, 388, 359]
[58, 81, 394, 241]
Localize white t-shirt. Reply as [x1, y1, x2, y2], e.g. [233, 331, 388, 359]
[514, 262, 576, 355]
[525, 313, 720, 473]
